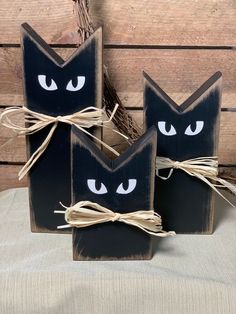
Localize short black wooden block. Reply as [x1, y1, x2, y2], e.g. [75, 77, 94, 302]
[71, 126, 157, 260]
[21, 23, 103, 233]
[144, 71, 222, 234]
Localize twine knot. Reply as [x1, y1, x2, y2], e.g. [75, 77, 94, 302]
[173, 161, 181, 169]
[54, 115, 63, 122]
[55, 201, 175, 237]
[111, 212, 121, 222]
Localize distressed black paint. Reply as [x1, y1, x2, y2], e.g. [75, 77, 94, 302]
[21, 23, 103, 232]
[144, 72, 222, 233]
[71, 126, 157, 260]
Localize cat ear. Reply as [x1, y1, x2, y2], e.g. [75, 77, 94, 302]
[143, 71, 222, 114]
[71, 126, 157, 172]
[71, 126, 111, 172]
[63, 27, 103, 68]
[143, 71, 180, 116]
[21, 23, 64, 66]
[180, 72, 222, 113]
[113, 126, 157, 171]
[21, 23, 103, 68]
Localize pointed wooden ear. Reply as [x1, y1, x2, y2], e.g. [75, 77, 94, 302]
[71, 125, 157, 172]
[180, 71, 222, 113]
[21, 23, 64, 65]
[71, 126, 111, 170]
[64, 27, 103, 66]
[143, 71, 222, 115]
[143, 71, 179, 114]
[113, 126, 157, 170]
[21, 23, 103, 69]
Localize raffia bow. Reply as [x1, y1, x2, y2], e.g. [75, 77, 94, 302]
[0, 104, 126, 180]
[156, 156, 236, 207]
[54, 201, 175, 237]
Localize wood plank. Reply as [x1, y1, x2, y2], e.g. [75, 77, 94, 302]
[104, 111, 236, 165]
[1, 1, 236, 46]
[105, 49, 236, 108]
[71, 126, 156, 260]
[89, 0, 236, 46]
[0, 165, 27, 192]
[0, 135, 26, 163]
[219, 167, 236, 182]
[0, 163, 235, 193]
[1, 109, 236, 164]
[21, 25, 103, 233]
[0, 48, 236, 107]
[0, 0, 80, 44]
[219, 113, 236, 165]
[144, 71, 222, 234]
[0, 109, 26, 163]
[1, 108, 236, 164]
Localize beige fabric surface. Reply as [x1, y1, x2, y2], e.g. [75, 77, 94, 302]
[0, 188, 235, 314]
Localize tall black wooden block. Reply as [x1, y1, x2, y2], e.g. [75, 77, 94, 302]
[144, 72, 222, 234]
[71, 126, 157, 260]
[21, 23, 103, 232]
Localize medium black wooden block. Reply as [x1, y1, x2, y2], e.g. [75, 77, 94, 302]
[21, 23, 103, 232]
[144, 71, 222, 234]
[71, 126, 157, 260]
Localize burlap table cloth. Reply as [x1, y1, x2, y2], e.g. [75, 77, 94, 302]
[0, 188, 235, 314]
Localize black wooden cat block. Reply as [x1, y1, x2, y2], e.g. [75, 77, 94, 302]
[69, 126, 158, 260]
[144, 71, 222, 234]
[21, 23, 103, 233]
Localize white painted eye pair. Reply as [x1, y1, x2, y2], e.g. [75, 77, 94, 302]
[37, 75, 85, 91]
[157, 121, 204, 136]
[87, 179, 137, 195]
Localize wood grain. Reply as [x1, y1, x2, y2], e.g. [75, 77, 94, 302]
[1, 109, 236, 164]
[219, 167, 236, 181]
[1, 1, 236, 46]
[144, 71, 222, 234]
[0, 48, 236, 107]
[104, 110, 236, 165]
[0, 108, 25, 162]
[89, 0, 236, 46]
[0, 167, 234, 194]
[0, 0, 236, 194]
[1, 163, 235, 193]
[0, 0, 79, 44]
[105, 49, 236, 108]
[0, 165, 27, 191]
[71, 126, 156, 260]
[20, 25, 103, 233]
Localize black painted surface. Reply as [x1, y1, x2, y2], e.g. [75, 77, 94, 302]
[21, 23, 102, 232]
[144, 72, 222, 233]
[71, 126, 157, 260]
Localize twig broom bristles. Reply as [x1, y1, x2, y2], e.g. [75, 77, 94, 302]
[73, 0, 142, 143]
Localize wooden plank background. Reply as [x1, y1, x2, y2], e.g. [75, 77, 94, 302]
[1, 0, 236, 46]
[0, 0, 235, 191]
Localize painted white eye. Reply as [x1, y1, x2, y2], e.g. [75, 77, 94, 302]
[38, 75, 57, 91]
[185, 121, 204, 136]
[158, 121, 177, 136]
[116, 179, 137, 194]
[87, 179, 107, 194]
[66, 76, 85, 91]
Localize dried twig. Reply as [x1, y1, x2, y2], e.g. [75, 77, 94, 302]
[72, 0, 141, 142]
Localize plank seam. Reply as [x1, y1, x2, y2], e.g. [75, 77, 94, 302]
[0, 161, 235, 167]
[1, 105, 236, 112]
[0, 161, 25, 165]
[0, 43, 236, 50]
